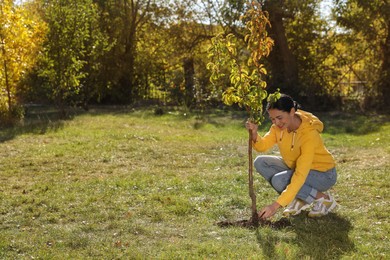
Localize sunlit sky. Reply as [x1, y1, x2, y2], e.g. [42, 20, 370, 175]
[319, 0, 334, 18]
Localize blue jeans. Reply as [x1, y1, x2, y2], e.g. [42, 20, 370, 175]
[254, 155, 337, 204]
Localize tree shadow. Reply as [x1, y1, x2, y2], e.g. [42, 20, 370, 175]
[217, 217, 292, 229]
[0, 105, 161, 143]
[0, 106, 78, 143]
[317, 112, 389, 135]
[255, 213, 355, 259]
[260, 111, 389, 136]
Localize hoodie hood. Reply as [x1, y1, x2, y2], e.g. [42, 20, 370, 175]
[296, 110, 324, 133]
[278, 109, 324, 151]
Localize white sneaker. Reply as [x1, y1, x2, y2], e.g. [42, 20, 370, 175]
[283, 199, 311, 216]
[308, 193, 337, 218]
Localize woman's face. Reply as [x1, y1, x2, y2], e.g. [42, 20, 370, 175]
[268, 108, 295, 130]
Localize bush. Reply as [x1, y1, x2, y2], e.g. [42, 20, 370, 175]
[0, 103, 25, 127]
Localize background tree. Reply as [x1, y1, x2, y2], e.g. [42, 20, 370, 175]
[129, 0, 218, 108]
[334, 0, 390, 111]
[283, 0, 339, 108]
[4, 0, 388, 117]
[134, 14, 173, 103]
[75, 3, 112, 110]
[0, 0, 46, 124]
[37, 0, 109, 114]
[166, 0, 216, 108]
[94, 0, 157, 104]
[262, 0, 299, 96]
[208, 0, 246, 37]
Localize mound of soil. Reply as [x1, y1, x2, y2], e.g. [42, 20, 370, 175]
[217, 217, 291, 229]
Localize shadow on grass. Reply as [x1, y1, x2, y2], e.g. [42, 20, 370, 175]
[256, 213, 355, 259]
[316, 112, 389, 135]
[0, 105, 158, 143]
[0, 107, 78, 143]
[0, 104, 153, 143]
[192, 109, 390, 135]
[2, 105, 388, 143]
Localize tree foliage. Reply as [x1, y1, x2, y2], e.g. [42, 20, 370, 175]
[208, 2, 273, 123]
[93, 0, 160, 104]
[334, 0, 390, 110]
[1, 0, 389, 122]
[0, 0, 46, 123]
[37, 0, 110, 113]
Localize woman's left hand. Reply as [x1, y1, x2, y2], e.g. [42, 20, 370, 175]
[258, 202, 281, 220]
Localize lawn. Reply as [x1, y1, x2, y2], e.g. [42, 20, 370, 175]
[0, 106, 389, 259]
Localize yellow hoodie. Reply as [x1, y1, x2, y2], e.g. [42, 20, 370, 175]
[253, 110, 336, 207]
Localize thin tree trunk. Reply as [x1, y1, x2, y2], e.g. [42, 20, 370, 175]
[379, 22, 390, 111]
[1, 44, 12, 118]
[248, 130, 259, 225]
[183, 57, 195, 108]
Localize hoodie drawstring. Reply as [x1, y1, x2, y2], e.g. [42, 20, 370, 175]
[291, 131, 296, 150]
[279, 130, 296, 151]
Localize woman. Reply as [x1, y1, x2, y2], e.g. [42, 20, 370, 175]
[245, 94, 337, 220]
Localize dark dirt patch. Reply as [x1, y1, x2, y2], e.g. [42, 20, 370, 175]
[217, 217, 292, 230]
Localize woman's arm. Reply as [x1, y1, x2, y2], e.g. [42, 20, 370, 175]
[258, 202, 281, 220]
[245, 121, 277, 152]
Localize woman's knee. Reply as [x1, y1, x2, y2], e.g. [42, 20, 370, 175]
[253, 156, 267, 173]
[254, 155, 286, 173]
[271, 172, 291, 193]
[254, 155, 285, 183]
[271, 177, 284, 193]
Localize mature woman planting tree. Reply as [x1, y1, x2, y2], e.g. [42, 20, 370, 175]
[246, 94, 337, 220]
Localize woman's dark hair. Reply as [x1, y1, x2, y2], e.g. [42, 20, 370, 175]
[266, 94, 301, 112]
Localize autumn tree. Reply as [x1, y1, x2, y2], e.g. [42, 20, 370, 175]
[37, 0, 110, 113]
[208, 2, 274, 225]
[131, 1, 185, 105]
[93, 0, 157, 103]
[121, 0, 217, 108]
[334, 0, 390, 110]
[165, 0, 217, 108]
[261, 0, 299, 95]
[0, 0, 46, 124]
[7, 0, 388, 112]
[281, 0, 343, 108]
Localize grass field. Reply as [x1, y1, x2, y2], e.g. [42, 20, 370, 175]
[0, 106, 389, 259]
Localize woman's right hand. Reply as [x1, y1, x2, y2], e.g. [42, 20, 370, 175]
[245, 121, 258, 142]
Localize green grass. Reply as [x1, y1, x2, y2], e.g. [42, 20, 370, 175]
[0, 106, 389, 259]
